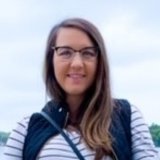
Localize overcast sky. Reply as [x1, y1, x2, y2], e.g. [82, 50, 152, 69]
[0, 0, 160, 132]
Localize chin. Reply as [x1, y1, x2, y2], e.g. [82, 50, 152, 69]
[67, 88, 86, 96]
[69, 91, 84, 95]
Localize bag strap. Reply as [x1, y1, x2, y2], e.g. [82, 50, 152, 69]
[40, 111, 85, 160]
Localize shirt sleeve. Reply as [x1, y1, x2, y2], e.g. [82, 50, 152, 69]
[3, 116, 30, 160]
[131, 105, 160, 160]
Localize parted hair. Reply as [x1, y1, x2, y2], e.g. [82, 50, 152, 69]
[43, 18, 114, 159]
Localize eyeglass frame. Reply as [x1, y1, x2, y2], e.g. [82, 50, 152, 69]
[51, 46, 99, 61]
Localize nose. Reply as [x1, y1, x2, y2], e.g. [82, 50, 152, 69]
[70, 52, 83, 68]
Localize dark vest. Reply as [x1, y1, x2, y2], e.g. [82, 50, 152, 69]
[23, 99, 131, 160]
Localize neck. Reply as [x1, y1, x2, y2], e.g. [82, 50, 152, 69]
[66, 95, 84, 122]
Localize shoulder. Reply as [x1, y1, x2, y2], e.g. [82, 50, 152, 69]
[130, 106, 159, 159]
[130, 105, 144, 121]
[130, 104, 149, 131]
[111, 99, 132, 133]
[17, 115, 31, 129]
[130, 104, 150, 136]
[6, 115, 31, 145]
[113, 99, 131, 121]
[112, 99, 132, 138]
[110, 99, 132, 158]
[4, 115, 31, 159]
[8, 115, 31, 139]
[114, 99, 131, 111]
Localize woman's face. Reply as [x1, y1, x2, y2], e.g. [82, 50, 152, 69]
[53, 27, 97, 98]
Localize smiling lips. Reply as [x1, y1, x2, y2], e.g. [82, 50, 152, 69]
[67, 73, 85, 82]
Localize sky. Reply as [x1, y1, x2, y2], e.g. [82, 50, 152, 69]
[0, 0, 160, 132]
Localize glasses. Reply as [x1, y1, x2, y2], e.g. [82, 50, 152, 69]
[52, 46, 98, 61]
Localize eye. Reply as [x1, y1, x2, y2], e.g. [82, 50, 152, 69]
[57, 48, 73, 58]
[82, 49, 96, 58]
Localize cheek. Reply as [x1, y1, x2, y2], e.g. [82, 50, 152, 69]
[53, 57, 67, 83]
[53, 59, 58, 73]
[88, 62, 97, 83]
[92, 60, 97, 75]
[53, 58, 61, 82]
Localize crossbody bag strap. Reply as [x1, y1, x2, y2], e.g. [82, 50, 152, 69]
[39, 111, 85, 160]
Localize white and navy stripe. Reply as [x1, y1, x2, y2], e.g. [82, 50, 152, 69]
[3, 106, 159, 160]
[131, 106, 159, 159]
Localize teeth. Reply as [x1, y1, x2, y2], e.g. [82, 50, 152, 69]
[69, 74, 83, 78]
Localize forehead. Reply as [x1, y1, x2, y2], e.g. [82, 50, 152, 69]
[55, 27, 93, 48]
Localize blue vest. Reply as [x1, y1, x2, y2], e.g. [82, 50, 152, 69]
[23, 99, 131, 160]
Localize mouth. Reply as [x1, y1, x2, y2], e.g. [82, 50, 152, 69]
[67, 73, 85, 78]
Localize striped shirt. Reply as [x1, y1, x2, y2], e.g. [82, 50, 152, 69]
[3, 105, 160, 160]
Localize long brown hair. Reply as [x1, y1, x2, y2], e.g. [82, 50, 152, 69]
[43, 18, 114, 159]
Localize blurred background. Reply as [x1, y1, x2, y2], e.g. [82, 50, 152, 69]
[0, 0, 160, 133]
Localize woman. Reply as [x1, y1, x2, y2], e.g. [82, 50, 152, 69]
[4, 18, 159, 160]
